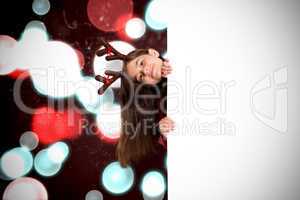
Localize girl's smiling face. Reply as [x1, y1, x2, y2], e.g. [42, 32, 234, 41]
[125, 49, 163, 85]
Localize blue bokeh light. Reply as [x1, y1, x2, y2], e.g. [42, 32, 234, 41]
[101, 161, 134, 195]
[47, 141, 70, 164]
[34, 149, 62, 177]
[85, 190, 103, 200]
[145, 0, 167, 30]
[32, 0, 51, 16]
[141, 171, 166, 198]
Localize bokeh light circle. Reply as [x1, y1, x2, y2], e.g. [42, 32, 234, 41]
[75, 49, 85, 69]
[34, 149, 62, 177]
[141, 171, 166, 198]
[19, 131, 39, 151]
[29, 41, 82, 98]
[47, 141, 70, 164]
[85, 190, 103, 200]
[101, 161, 134, 195]
[96, 103, 122, 140]
[7, 20, 49, 72]
[3, 177, 48, 200]
[75, 77, 114, 114]
[0, 35, 17, 75]
[32, 0, 51, 16]
[0, 147, 33, 179]
[145, 0, 168, 30]
[125, 18, 146, 39]
[87, 0, 133, 32]
[31, 107, 83, 144]
[21, 20, 49, 45]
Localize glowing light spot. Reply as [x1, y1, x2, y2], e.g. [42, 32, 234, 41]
[19, 131, 39, 151]
[75, 49, 85, 69]
[13, 21, 49, 70]
[125, 18, 146, 39]
[47, 142, 69, 164]
[29, 41, 82, 98]
[2, 21, 49, 73]
[93, 40, 135, 88]
[34, 149, 62, 177]
[32, 0, 51, 16]
[3, 177, 48, 200]
[96, 103, 122, 140]
[20, 20, 49, 45]
[141, 171, 166, 198]
[85, 190, 103, 200]
[75, 77, 114, 114]
[31, 107, 83, 144]
[87, 0, 133, 32]
[102, 161, 134, 195]
[0, 35, 17, 75]
[0, 147, 33, 180]
[145, 0, 168, 30]
[8, 69, 30, 79]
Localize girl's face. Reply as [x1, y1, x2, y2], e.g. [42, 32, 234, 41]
[126, 49, 163, 85]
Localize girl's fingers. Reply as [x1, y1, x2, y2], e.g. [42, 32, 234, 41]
[161, 64, 173, 77]
[161, 69, 172, 77]
[162, 69, 172, 75]
[161, 72, 171, 78]
[159, 119, 175, 132]
[160, 122, 174, 128]
[162, 65, 172, 70]
[163, 62, 172, 69]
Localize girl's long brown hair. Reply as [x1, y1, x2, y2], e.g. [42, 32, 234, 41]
[116, 49, 162, 167]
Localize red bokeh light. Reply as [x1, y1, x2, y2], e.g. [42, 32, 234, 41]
[87, 0, 133, 32]
[8, 69, 30, 79]
[75, 49, 85, 69]
[31, 107, 83, 144]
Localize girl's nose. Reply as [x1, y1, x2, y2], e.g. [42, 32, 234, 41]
[142, 63, 151, 75]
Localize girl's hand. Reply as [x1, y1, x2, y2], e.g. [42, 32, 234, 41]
[161, 60, 173, 77]
[159, 117, 175, 137]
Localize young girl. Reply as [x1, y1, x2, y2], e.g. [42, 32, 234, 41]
[95, 39, 174, 167]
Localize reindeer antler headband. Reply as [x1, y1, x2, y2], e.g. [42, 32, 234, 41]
[95, 38, 127, 95]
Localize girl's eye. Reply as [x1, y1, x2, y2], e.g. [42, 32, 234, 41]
[139, 73, 144, 82]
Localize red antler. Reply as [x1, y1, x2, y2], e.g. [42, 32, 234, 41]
[95, 70, 122, 95]
[96, 37, 127, 61]
[95, 38, 127, 95]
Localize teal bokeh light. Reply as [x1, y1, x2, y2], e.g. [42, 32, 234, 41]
[20, 20, 49, 43]
[141, 171, 166, 198]
[47, 141, 70, 164]
[145, 0, 167, 30]
[85, 190, 103, 200]
[0, 147, 33, 180]
[32, 0, 50, 16]
[34, 149, 62, 177]
[101, 161, 134, 195]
